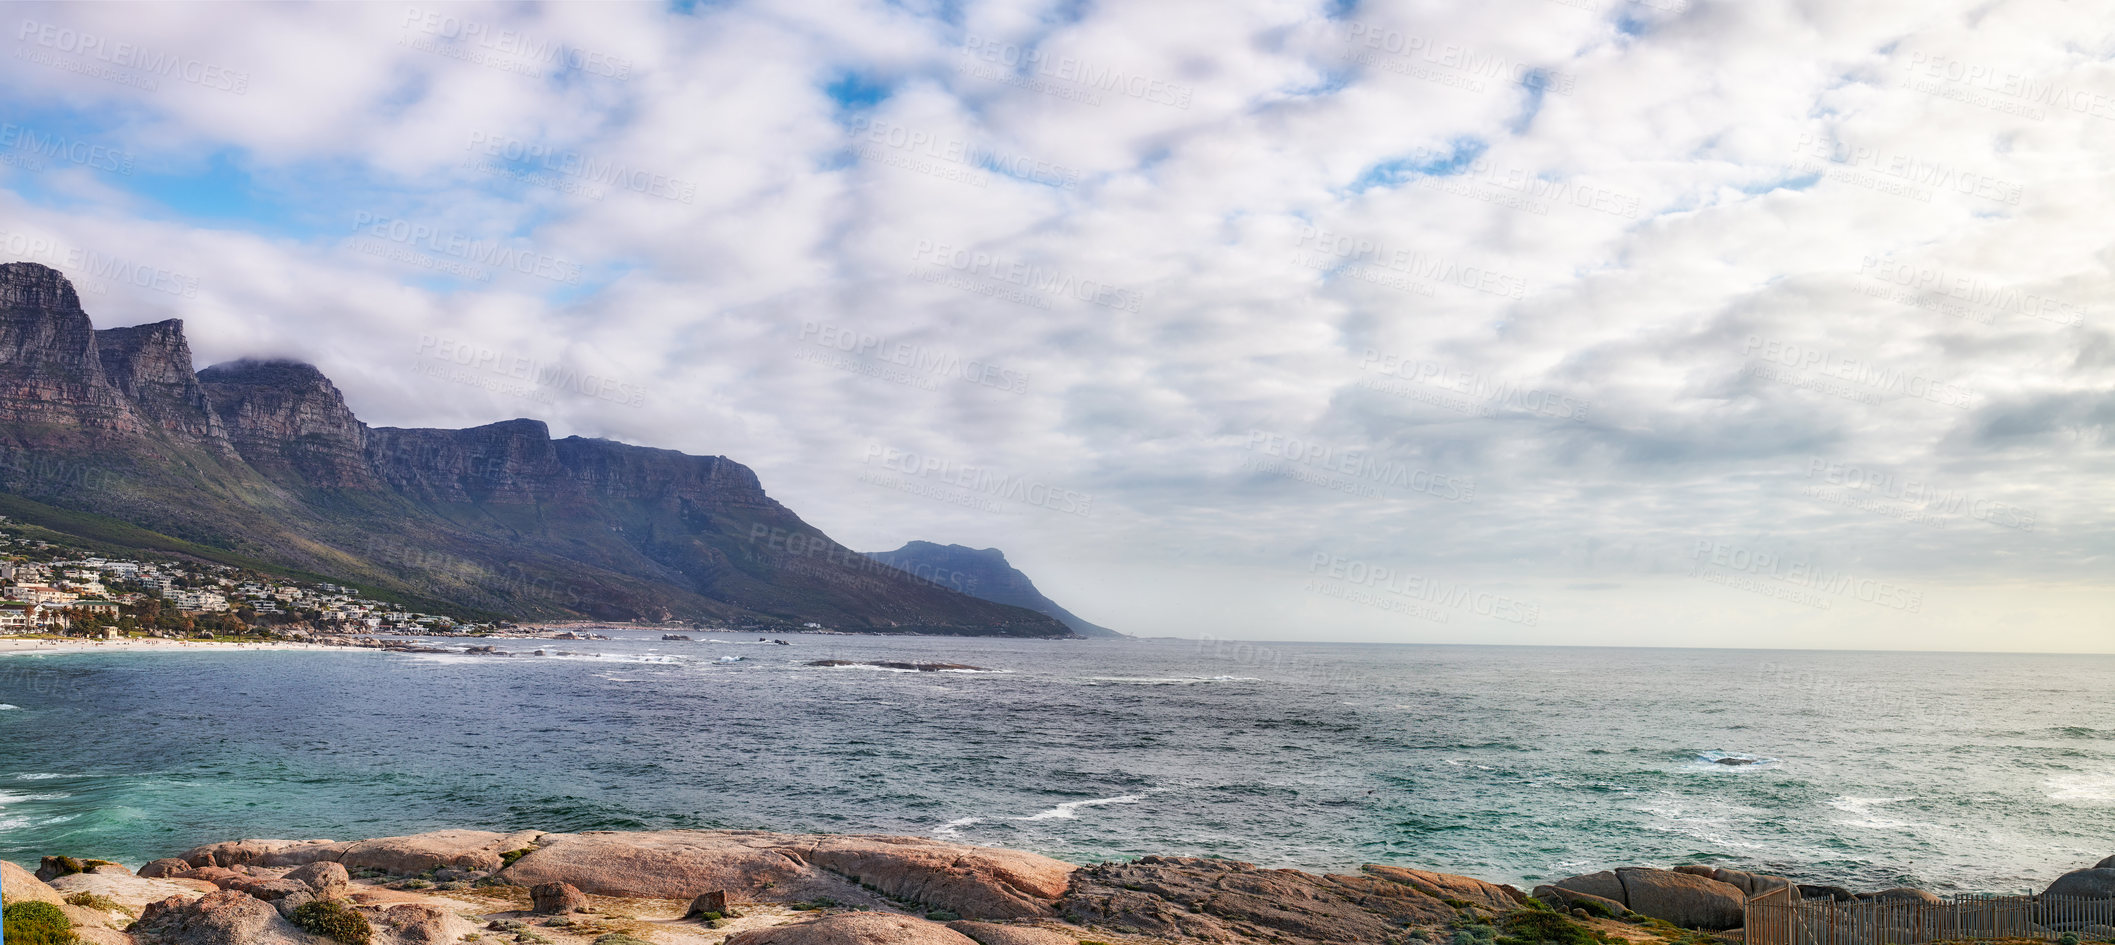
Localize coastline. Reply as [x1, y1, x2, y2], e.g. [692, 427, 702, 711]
[0, 637, 352, 656]
[4, 827, 2109, 945]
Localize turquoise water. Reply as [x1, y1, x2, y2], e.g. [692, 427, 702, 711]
[0, 636, 2110, 893]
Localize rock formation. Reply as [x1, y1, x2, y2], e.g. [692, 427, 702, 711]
[863, 542, 1124, 638]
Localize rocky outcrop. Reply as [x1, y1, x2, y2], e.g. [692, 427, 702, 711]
[1548, 867, 1745, 929]
[374, 903, 474, 945]
[340, 829, 543, 874]
[2046, 869, 2115, 899]
[199, 359, 376, 490]
[282, 863, 349, 897]
[942, 923, 1081, 945]
[1800, 884, 1854, 902]
[1362, 865, 1525, 912]
[1059, 855, 1481, 945]
[47, 871, 213, 911]
[2098, 855, 2115, 870]
[1615, 868, 1745, 931]
[96, 320, 227, 441]
[0, 262, 143, 436]
[1534, 884, 1626, 916]
[804, 835, 1073, 919]
[143, 859, 197, 878]
[530, 883, 588, 914]
[133, 890, 319, 945]
[2, 858, 67, 905]
[725, 913, 980, 945]
[179, 841, 346, 870]
[1864, 888, 1943, 904]
[495, 830, 1072, 919]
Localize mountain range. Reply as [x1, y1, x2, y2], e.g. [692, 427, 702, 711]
[0, 262, 1075, 636]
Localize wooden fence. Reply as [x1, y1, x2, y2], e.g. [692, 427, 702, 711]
[1745, 886, 2115, 945]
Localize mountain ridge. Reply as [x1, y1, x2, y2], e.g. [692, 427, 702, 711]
[0, 262, 1072, 636]
[865, 540, 1125, 638]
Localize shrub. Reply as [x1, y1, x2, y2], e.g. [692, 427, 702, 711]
[2060, 935, 2080, 945]
[1567, 897, 1617, 920]
[924, 910, 961, 922]
[291, 899, 373, 945]
[62, 893, 133, 917]
[41, 857, 85, 878]
[592, 934, 652, 945]
[4, 901, 79, 945]
[499, 848, 534, 867]
[1497, 908, 1603, 945]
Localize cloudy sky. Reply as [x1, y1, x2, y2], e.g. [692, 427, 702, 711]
[1, 0, 2108, 651]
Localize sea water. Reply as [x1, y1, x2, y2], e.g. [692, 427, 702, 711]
[0, 635, 2109, 892]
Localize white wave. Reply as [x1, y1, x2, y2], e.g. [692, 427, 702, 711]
[14, 773, 65, 780]
[0, 791, 69, 804]
[1826, 795, 1924, 830]
[934, 817, 982, 838]
[1085, 676, 1258, 685]
[1020, 793, 1147, 821]
[0, 704, 17, 710]
[2046, 772, 2115, 804]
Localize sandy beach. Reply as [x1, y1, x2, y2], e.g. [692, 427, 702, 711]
[0, 637, 353, 656]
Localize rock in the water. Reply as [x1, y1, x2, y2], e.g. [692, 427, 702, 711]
[142, 860, 196, 879]
[1616, 868, 1745, 931]
[46, 872, 209, 912]
[942, 922, 1080, 945]
[1060, 855, 1468, 945]
[1552, 870, 1627, 904]
[725, 913, 979, 944]
[530, 882, 589, 914]
[377, 904, 474, 945]
[2045, 869, 2115, 899]
[685, 890, 730, 919]
[2, 858, 69, 906]
[1865, 888, 1942, 904]
[283, 863, 349, 896]
[133, 890, 314, 945]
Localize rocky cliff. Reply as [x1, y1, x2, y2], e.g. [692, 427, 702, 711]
[866, 541, 1124, 637]
[0, 262, 1072, 635]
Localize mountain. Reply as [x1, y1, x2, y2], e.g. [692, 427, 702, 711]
[0, 262, 1071, 636]
[864, 541, 1125, 638]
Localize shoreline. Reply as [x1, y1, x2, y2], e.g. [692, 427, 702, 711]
[4, 827, 2109, 945]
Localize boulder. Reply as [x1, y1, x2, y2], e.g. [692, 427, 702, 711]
[1060, 855, 1465, 944]
[2045, 869, 2115, 899]
[75, 928, 137, 945]
[46, 872, 210, 911]
[39, 857, 124, 881]
[271, 892, 315, 922]
[943, 922, 1079, 945]
[339, 830, 543, 875]
[1361, 866, 1525, 912]
[2, 858, 68, 906]
[686, 890, 730, 919]
[132, 890, 317, 945]
[725, 913, 979, 945]
[803, 835, 1074, 920]
[1552, 870, 1627, 904]
[1707, 868, 1796, 898]
[1674, 866, 1717, 878]
[1865, 888, 1942, 904]
[1800, 884, 1855, 902]
[529, 882, 588, 914]
[498, 831, 850, 903]
[1534, 885, 1626, 916]
[142, 860, 196, 879]
[376, 904, 475, 945]
[178, 867, 309, 901]
[1616, 868, 1745, 930]
[283, 863, 349, 897]
[2098, 855, 2115, 870]
[177, 841, 343, 870]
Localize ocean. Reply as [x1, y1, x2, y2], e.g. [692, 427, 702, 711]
[0, 634, 2109, 893]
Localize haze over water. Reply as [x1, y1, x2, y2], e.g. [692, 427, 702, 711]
[1, 636, 2109, 890]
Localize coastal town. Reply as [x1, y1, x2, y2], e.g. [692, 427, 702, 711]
[0, 518, 500, 639]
